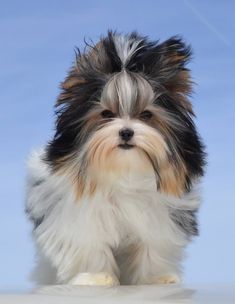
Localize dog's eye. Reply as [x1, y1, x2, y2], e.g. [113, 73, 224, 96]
[139, 110, 153, 120]
[101, 110, 115, 119]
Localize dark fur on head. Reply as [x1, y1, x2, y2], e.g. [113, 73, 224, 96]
[46, 31, 205, 197]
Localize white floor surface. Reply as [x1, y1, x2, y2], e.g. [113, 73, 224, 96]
[1, 284, 235, 304]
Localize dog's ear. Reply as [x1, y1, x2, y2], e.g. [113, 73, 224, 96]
[139, 37, 192, 93]
[57, 32, 127, 106]
[57, 68, 86, 105]
[144, 37, 193, 113]
[57, 44, 108, 106]
[155, 37, 192, 95]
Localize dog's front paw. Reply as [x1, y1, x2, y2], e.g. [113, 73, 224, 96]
[148, 274, 180, 284]
[69, 272, 120, 286]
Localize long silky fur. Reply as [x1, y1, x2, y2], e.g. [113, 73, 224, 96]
[26, 31, 206, 285]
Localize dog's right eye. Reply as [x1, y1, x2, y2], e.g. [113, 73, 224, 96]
[101, 110, 115, 119]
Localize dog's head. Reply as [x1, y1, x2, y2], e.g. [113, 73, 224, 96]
[46, 31, 205, 197]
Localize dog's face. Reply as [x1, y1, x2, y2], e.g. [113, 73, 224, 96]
[46, 32, 205, 197]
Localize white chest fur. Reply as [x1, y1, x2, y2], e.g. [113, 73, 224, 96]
[26, 149, 200, 284]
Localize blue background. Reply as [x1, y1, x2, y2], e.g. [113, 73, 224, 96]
[0, 0, 234, 290]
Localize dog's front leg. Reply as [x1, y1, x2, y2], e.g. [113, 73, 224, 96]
[56, 244, 120, 286]
[119, 242, 181, 285]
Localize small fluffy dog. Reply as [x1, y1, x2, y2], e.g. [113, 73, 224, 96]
[26, 31, 205, 286]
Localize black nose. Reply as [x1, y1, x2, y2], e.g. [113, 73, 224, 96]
[119, 128, 134, 141]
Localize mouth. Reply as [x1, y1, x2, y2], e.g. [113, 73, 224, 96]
[118, 143, 135, 150]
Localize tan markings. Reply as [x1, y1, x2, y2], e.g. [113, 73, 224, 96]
[166, 70, 192, 92]
[152, 111, 188, 196]
[53, 157, 85, 201]
[57, 39, 108, 105]
[55, 160, 99, 202]
[164, 70, 194, 114]
[138, 133, 168, 166]
[61, 75, 85, 90]
[169, 53, 187, 63]
[52, 153, 76, 172]
[86, 133, 116, 171]
[53, 120, 122, 202]
[76, 174, 86, 200]
[134, 115, 188, 197]
[158, 159, 187, 197]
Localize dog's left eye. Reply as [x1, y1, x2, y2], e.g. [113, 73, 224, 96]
[139, 110, 153, 120]
[101, 110, 115, 119]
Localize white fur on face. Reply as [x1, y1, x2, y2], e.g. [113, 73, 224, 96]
[76, 118, 168, 181]
[101, 70, 155, 116]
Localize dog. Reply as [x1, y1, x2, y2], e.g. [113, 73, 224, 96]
[26, 31, 205, 286]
